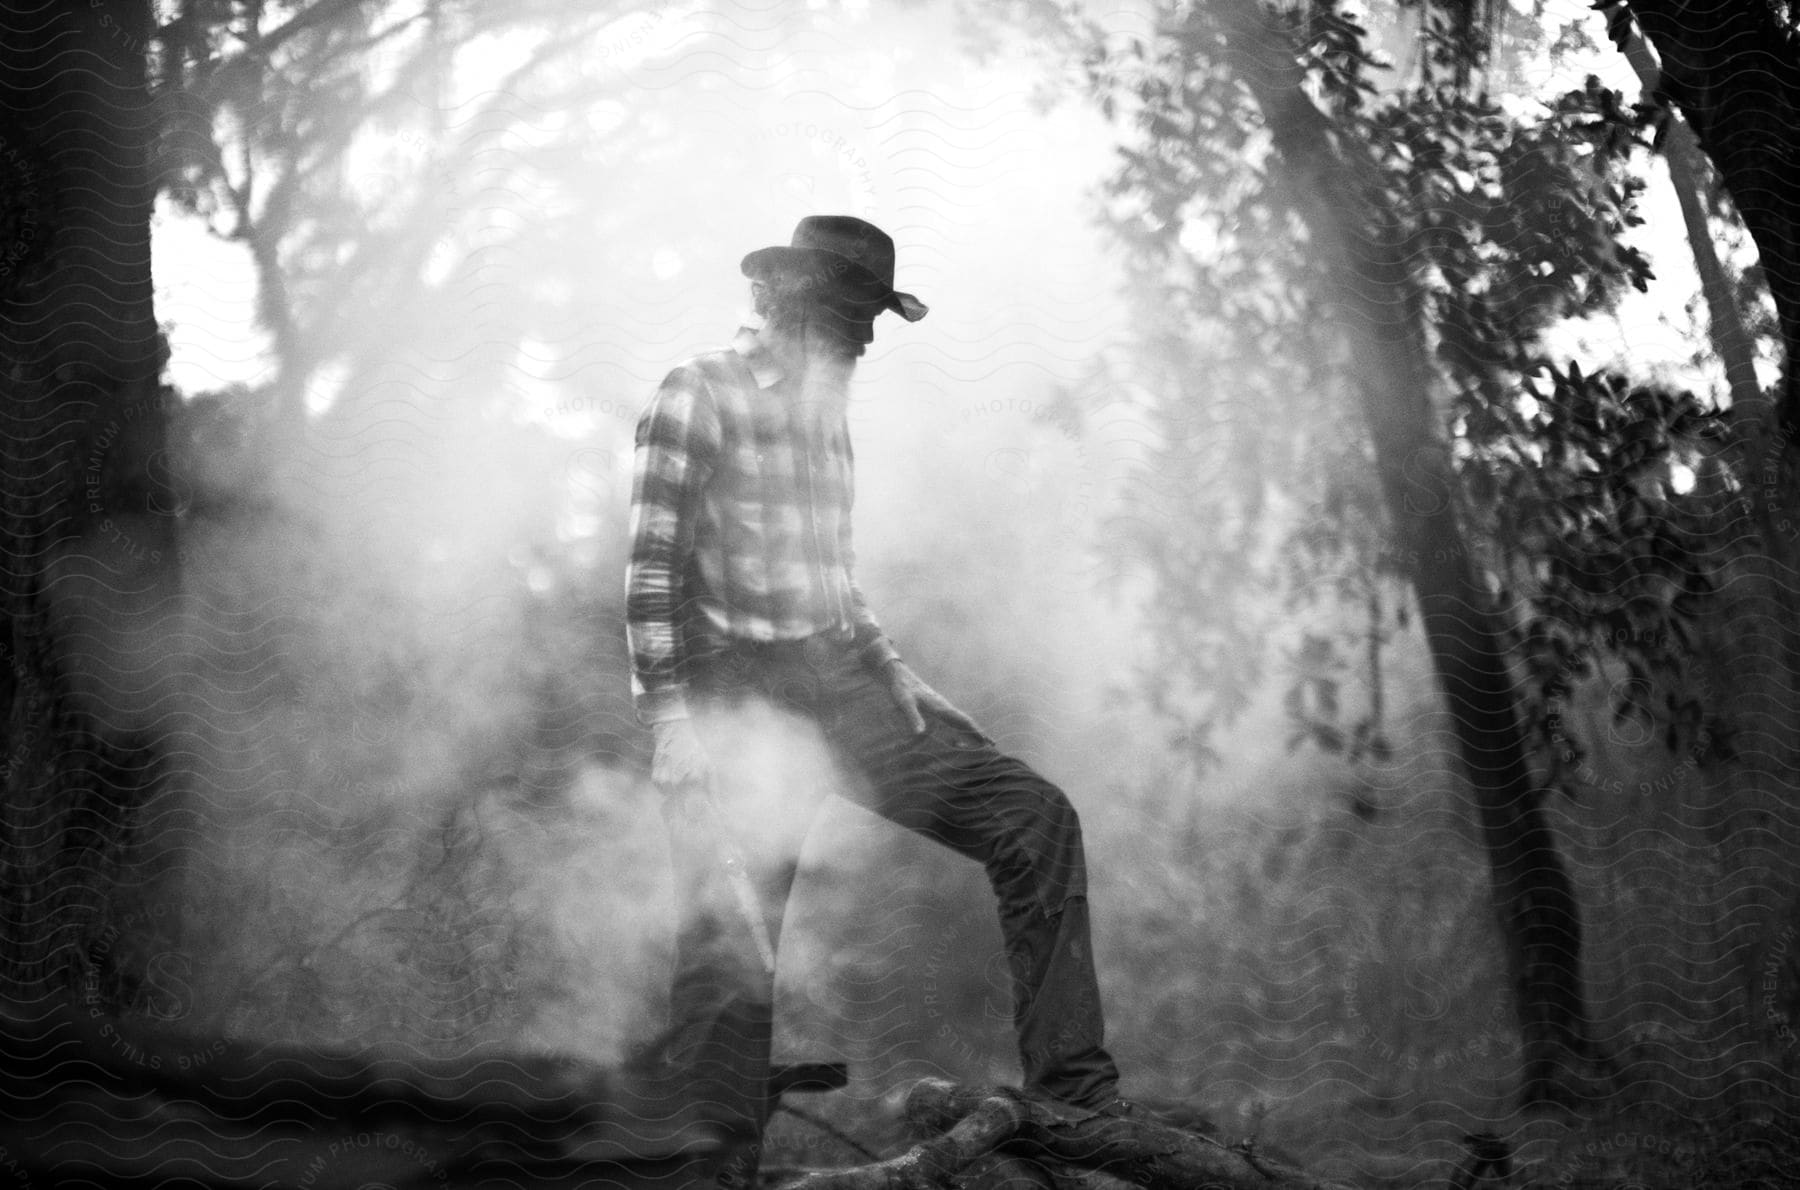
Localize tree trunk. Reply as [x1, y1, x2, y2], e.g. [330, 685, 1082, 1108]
[0, 0, 178, 1002]
[1618, 0, 1800, 442]
[1618, 15, 1800, 1077]
[1200, 0, 1598, 1104]
[1620, 29, 1761, 410]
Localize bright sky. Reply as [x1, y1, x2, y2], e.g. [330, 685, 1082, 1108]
[154, 209, 273, 394]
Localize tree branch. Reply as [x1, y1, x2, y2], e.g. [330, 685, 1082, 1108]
[1620, 27, 1761, 410]
[785, 1088, 1026, 1190]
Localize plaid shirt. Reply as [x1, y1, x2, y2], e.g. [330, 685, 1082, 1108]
[626, 328, 900, 723]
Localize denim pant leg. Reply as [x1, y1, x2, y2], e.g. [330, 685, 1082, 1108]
[659, 712, 820, 1188]
[817, 651, 1121, 1108]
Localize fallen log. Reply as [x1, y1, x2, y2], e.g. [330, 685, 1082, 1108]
[896, 1079, 1354, 1190]
[783, 1089, 1028, 1190]
[775, 1079, 1354, 1190]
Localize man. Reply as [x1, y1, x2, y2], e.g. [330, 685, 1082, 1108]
[626, 216, 1129, 1187]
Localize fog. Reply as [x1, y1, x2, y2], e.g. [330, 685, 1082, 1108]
[144, 0, 1206, 1084]
[131, 0, 1702, 1155]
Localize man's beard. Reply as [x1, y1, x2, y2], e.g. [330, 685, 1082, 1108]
[795, 338, 856, 427]
[762, 307, 863, 426]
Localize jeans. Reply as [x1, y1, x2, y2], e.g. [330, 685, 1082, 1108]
[656, 632, 1119, 1186]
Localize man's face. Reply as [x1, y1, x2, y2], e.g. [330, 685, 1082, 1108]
[751, 271, 878, 361]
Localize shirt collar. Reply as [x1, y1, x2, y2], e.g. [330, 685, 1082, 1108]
[731, 326, 784, 390]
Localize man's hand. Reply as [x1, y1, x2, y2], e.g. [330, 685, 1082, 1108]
[652, 717, 712, 790]
[882, 660, 983, 737]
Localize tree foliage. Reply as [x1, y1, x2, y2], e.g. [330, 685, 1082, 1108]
[1084, 0, 1731, 801]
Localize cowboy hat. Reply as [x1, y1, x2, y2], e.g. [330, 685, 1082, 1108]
[740, 215, 928, 322]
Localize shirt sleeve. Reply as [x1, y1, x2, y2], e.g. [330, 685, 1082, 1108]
[626, 365, 721, 723]
[838, 431, 901, 669]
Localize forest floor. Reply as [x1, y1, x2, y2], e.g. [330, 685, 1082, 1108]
[756, 1046, 1800, 1189]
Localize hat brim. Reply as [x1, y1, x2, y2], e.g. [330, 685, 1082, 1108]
[741, 245, 928, 322]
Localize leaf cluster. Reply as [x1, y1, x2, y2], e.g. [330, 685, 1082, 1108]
[1466, 362, 1734, 789]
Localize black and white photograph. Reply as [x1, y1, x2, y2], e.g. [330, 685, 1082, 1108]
[3, 1, 1799, 1186]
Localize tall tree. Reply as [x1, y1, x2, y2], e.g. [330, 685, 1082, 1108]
[1, 0, 176, 1000]
[1075, 0, 1726, 1104]
[1601, 0, 1800, 1055]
